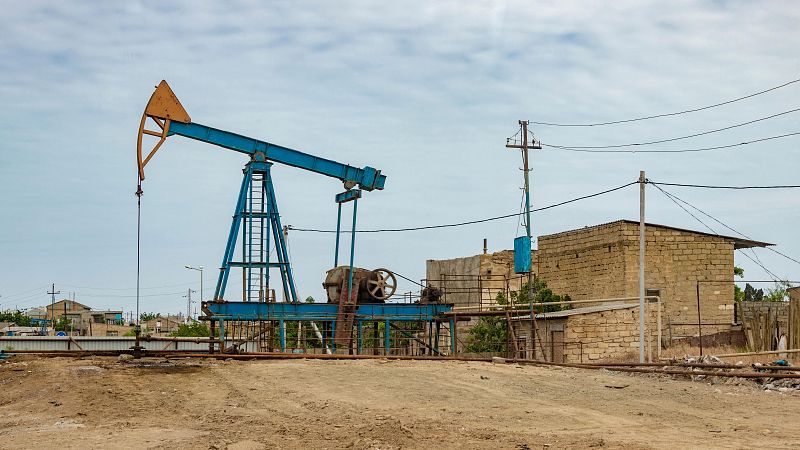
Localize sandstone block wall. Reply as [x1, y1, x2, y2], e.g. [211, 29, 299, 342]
[514, 304, 659, 363]
[537, 221, 735, 335]
[619, 222, 734, 335]
[537, 222, 628, 302]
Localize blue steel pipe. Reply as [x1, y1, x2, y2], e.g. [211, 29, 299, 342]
[168, 121, 386, 191]
[346, 198, 358, 304]
[215, 168, 252, 300]
[334, 203, 342, 267]
[204, 301, 452, 322]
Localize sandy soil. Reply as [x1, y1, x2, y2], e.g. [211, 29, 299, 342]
[0, 356, 798, 449]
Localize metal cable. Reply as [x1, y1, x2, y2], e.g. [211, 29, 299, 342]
[542, 108, 800, 149]
[544, 131, 800, 153]
[532, 76, 800, 127]
[288, 181, 637, 233]
[649, 181, 800, 189]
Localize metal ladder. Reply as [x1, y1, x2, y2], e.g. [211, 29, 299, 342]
[244, 172, 267, 302]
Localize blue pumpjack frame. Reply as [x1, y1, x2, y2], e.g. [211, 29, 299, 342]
[213, 160, 298, 303]
[204, 301, 455, 354]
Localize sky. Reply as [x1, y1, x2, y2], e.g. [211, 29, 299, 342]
[1, 1, 799, 315]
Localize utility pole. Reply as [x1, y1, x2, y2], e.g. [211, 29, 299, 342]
[185, 264, 204, 307]
[47, 283, 60, 336]
[506, 121, 540, 291]
[639, 170, 646, 363]
[184, 289, 196, 322]
[506, 120, 542, 359]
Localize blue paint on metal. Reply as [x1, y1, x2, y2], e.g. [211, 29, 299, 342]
[330, 320, 337, 351]
[215, 169, 251, 300]
[514, 236, 532, 274]
[168, 121, 386, 191]
[334, 203, 342, 267]
[279, 319, 286, 352]
[266, 176, 297, 302]
[213, 161, 297, 303]
[384, 320, 390, 355]
[204, 301, 452, 322]
[346, 198, 358, 304]
[335, 189, 362, 204]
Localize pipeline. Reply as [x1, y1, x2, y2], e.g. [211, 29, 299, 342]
[6, 349, 800, 378]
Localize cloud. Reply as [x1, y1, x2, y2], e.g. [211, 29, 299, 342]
[1, 1, 799, 312]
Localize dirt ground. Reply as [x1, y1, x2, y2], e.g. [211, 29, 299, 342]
[0, 356, 798, 449]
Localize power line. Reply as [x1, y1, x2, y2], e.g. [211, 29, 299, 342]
[649, 181, 800, 189]
[288, 181, 637, 233]
[544, 131, 800, 153]
[531, 76, 800, 127]
[60, 278, 216, 291]
[651, 183, 786, 280]
[542, 107, 800, 149]
[0, 285, 49, 300]
[64, 290, 189, 298]
[652, 183, 800, 267]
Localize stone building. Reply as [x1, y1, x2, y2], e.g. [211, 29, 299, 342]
[510, 302, 659, 362]
[426, 220, 771, 347]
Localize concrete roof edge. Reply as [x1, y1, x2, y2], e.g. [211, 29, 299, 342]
[538, 219, 773, 249]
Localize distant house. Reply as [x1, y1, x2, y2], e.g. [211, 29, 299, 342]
[26, 307, 48, 320]
[44, 299, 92, 323]
[37, 299, 123, 335]
[143, 315, 183, 335]
[1, 324, 43, 336]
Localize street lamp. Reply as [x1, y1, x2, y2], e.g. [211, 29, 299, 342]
[185, 265, 204, 306]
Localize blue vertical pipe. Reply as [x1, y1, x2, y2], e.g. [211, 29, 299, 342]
[266, 177, 298, 303]
[384, 320, 391, 355]
[264, 166, 271, 298]
[214, 168, 252, 300]
[346, 198, 358, 303]
[219, 319, 226, 352]
[334, 203, 342, 267]
[279, 319, 286, 352]
[331, 320, 337, 351]
[245, 165, 253, 301]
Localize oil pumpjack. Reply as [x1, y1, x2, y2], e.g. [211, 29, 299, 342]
[136, 81, 452, 354]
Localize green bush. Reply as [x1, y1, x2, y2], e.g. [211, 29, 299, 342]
[0, 311, 33, 327]
[171, 321, 212, 337]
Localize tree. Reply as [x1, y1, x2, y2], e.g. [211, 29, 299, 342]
[743, 283, 764, 302]
[139, 312, 159, 322]
[465, 279, 572, 353]
[734, 266, 745, 302]
[171, 321, 213, 337]
[53, 316, 73, 332]
[742, 280, 794, 302]
[503, 276, 572, 313]
[0, 311, 33, 327]
[765, 280, 794, 302]
[464, 316, 507, 353]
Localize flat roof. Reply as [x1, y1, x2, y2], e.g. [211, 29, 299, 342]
[511, 302, 638, 320]
[540, 219, 772, 250]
